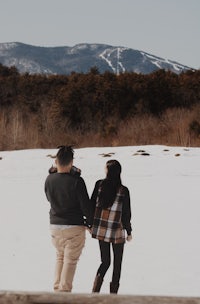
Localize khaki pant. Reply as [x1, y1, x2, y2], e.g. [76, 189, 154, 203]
[50, 226, 86, 292]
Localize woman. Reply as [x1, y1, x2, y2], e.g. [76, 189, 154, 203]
[90, 159, 132, 294]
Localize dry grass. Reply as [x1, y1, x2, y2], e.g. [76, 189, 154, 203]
[115, 107, 200, 147]
[1, 106, 200, 150]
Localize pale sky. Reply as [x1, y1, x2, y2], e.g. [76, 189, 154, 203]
[0, 0, 199, 69]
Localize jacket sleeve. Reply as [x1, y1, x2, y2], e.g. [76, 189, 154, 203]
[90, 180, 101, 220]
[121, 187, 132, 235]
[44, 177, 50, 202]
[76, 177, 91, 226]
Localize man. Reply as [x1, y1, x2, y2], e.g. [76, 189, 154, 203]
[45, 146, 91, 292]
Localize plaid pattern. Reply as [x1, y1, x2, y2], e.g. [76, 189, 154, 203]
[91, 186, 126, 244]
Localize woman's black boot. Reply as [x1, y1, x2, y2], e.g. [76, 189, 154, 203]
[110, 282, 119, 294]
[92, 274, 103, 292]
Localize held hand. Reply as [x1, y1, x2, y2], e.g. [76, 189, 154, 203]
[71, 166, 81, 176]
[86, 227, 91, 234]
[126, 235, 132, 242]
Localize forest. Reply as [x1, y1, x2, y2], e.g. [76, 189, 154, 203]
[0, 63, 200, 150]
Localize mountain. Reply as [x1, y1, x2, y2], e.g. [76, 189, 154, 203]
[0, 42, 194, 75]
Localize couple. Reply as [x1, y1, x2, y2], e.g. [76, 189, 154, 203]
[44, 146, 132, 294]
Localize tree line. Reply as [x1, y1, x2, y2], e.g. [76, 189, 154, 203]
[0, 63, 200, 150]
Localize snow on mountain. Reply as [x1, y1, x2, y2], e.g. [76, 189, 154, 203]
[0, 42, 17, 51]
[99, 47, 128, 74]
[141, 51, 188, 72]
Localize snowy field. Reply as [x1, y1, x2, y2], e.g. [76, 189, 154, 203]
[0, 145, 199, 297]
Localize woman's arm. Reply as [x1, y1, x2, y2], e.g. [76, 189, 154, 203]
[121, 187, 132, 236]
[90, 180, 102, 220]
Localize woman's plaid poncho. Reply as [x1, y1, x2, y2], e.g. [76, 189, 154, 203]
[91, 180, 132, 244]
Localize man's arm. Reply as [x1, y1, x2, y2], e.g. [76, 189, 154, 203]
[44, 178, 50, 202]
[76, 177, 91, 226]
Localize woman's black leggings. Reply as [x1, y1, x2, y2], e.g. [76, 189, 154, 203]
[96, 240, 124, 284]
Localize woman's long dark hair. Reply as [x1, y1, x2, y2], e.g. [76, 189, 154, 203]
[98, 160, 122, 208]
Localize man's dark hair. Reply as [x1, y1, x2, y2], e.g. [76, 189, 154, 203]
[56, 146, 74, 166]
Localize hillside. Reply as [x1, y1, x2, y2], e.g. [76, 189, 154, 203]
[0, 42, 193, 75]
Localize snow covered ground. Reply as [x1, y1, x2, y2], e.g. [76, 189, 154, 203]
[0, 145, 199, 296]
